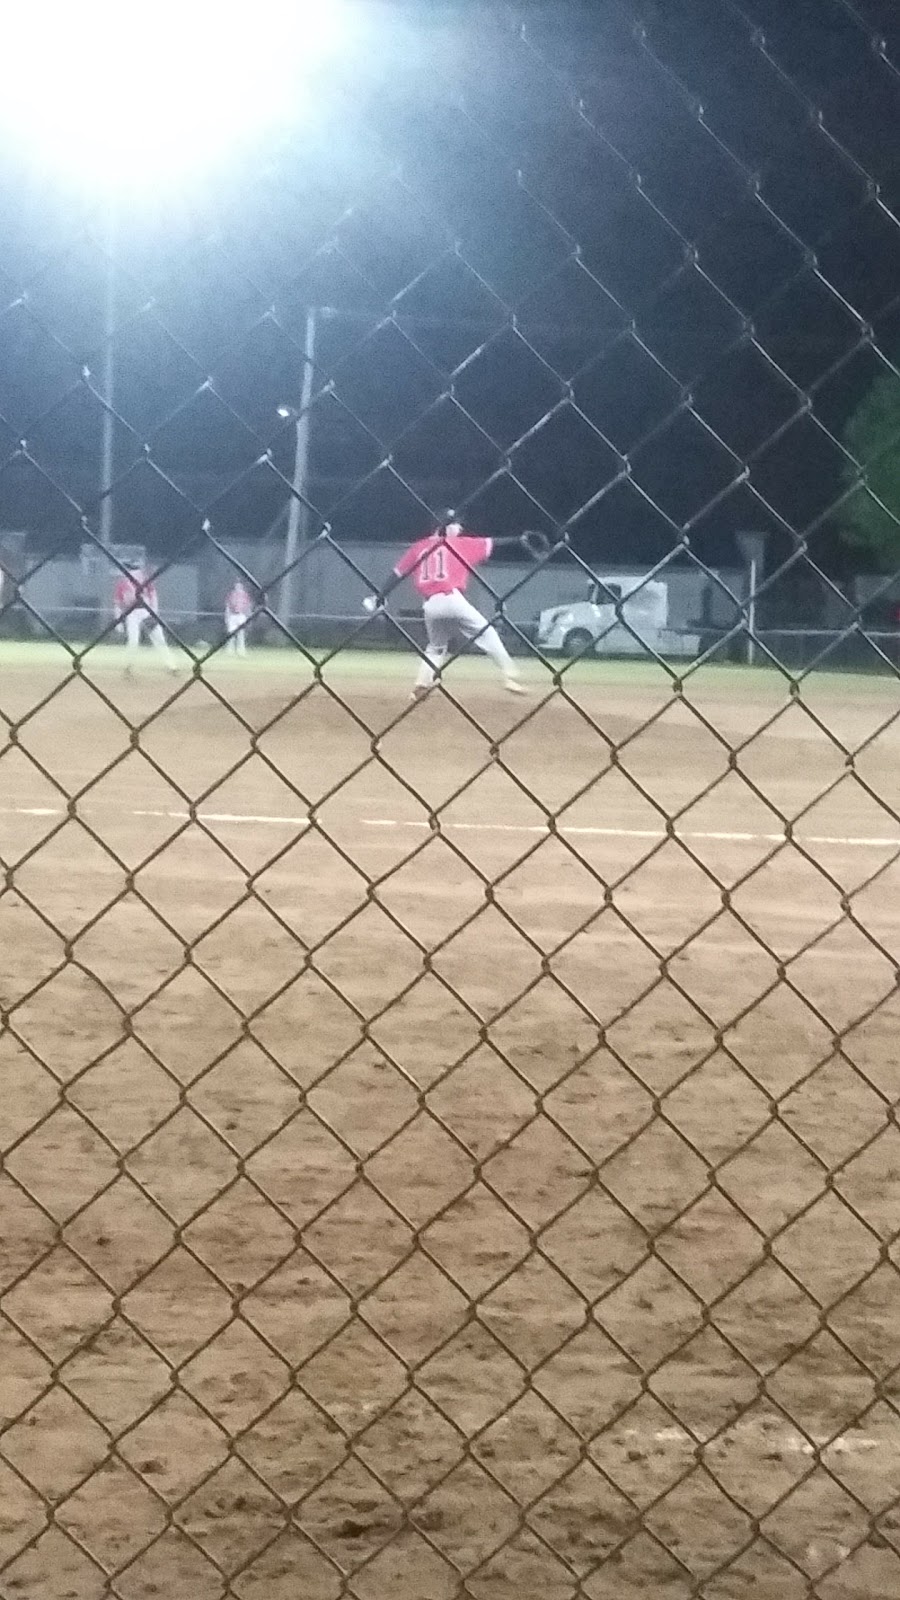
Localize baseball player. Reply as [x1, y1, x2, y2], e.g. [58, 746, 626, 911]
[225, 579, 252, 655]
[113, 564, 176, 672]
[363, 513, 548, 698]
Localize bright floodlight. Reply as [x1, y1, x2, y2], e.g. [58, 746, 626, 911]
[1, 0, 349, 190]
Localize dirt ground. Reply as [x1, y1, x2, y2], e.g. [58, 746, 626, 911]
[2, 650, 900, 1599]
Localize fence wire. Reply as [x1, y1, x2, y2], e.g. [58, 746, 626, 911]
[3, 2, 900, 1596]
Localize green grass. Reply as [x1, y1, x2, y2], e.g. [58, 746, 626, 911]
[0, 638, 461, 681]
[0, 638, 409, 678]
[0, 637, 712, 683]
[0, 636, 895, 698]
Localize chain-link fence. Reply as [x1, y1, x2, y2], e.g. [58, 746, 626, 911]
[3, 2, 900, 1596]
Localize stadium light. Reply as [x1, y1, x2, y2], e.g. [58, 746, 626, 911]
[0, 0, 351, 190]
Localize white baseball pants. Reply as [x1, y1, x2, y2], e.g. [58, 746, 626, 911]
[123, 608, 174, 665]
[416, 590, 518, 689]
[225, 610, 248, 654]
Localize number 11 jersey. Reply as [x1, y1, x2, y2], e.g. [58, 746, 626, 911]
[393, 532, 493, 597]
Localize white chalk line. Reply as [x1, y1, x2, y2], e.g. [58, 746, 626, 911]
[339, 1403, 883, 1462]
[362, 818, 900, 850]
[643, 1425, 879, 1457]
[4, 803, 900, 962]
[3, 804, 900, 852]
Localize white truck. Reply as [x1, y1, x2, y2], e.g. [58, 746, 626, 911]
[535, 575, 700, 659]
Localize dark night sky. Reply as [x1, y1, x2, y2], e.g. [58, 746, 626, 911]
[0, 0, 899, 599]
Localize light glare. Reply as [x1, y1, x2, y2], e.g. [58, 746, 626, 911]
[1, 1, 349, 189]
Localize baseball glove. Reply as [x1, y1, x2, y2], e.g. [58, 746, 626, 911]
[521, 529, 551, 559]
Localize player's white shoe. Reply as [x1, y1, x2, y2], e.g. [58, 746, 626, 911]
[503, 676, 528, 696]
[409, 684, 431, 702]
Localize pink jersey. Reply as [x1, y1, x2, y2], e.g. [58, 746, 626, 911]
[226, 583, 251, 614]
[114, 574, 157, 612]
[394, 533, 492, 598]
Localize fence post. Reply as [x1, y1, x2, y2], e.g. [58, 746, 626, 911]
[737, 530, 766, 668]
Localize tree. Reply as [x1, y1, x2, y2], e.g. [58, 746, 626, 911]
[842, 366, 900, 571]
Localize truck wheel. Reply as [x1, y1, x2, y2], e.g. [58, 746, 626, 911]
[563, 628, 595, 659]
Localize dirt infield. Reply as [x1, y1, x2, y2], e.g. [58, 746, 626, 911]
[2, 649, 900, 1598]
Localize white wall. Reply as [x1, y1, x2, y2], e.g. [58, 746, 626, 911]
[5, 540, 744, 636]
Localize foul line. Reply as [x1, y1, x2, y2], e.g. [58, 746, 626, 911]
[362, 818, 900, 848]
[4, 809, 898, 962]
[328, 1402, 883, 1462]
[3, 805, 900, 850]
[645, 1425, 878, 1461]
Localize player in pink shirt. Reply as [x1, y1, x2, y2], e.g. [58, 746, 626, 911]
[113, 564, 176, 673]
[225, 579, 253, 655]
[363, 512, 547, 698]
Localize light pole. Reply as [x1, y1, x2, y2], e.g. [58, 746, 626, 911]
[98, 203, 117, 547]
[277, 306, 318, 627]
[736, 531, 766, 667]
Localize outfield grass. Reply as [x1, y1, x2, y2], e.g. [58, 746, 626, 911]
[0, 636, 897, 699]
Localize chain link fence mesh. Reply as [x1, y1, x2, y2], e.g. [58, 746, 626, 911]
[3, 1, 900, 1595]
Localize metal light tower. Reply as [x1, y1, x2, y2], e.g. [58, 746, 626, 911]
[278, 306, 318, 626]
[99, 204, 117, 547]
[736, 530, 766, 667]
